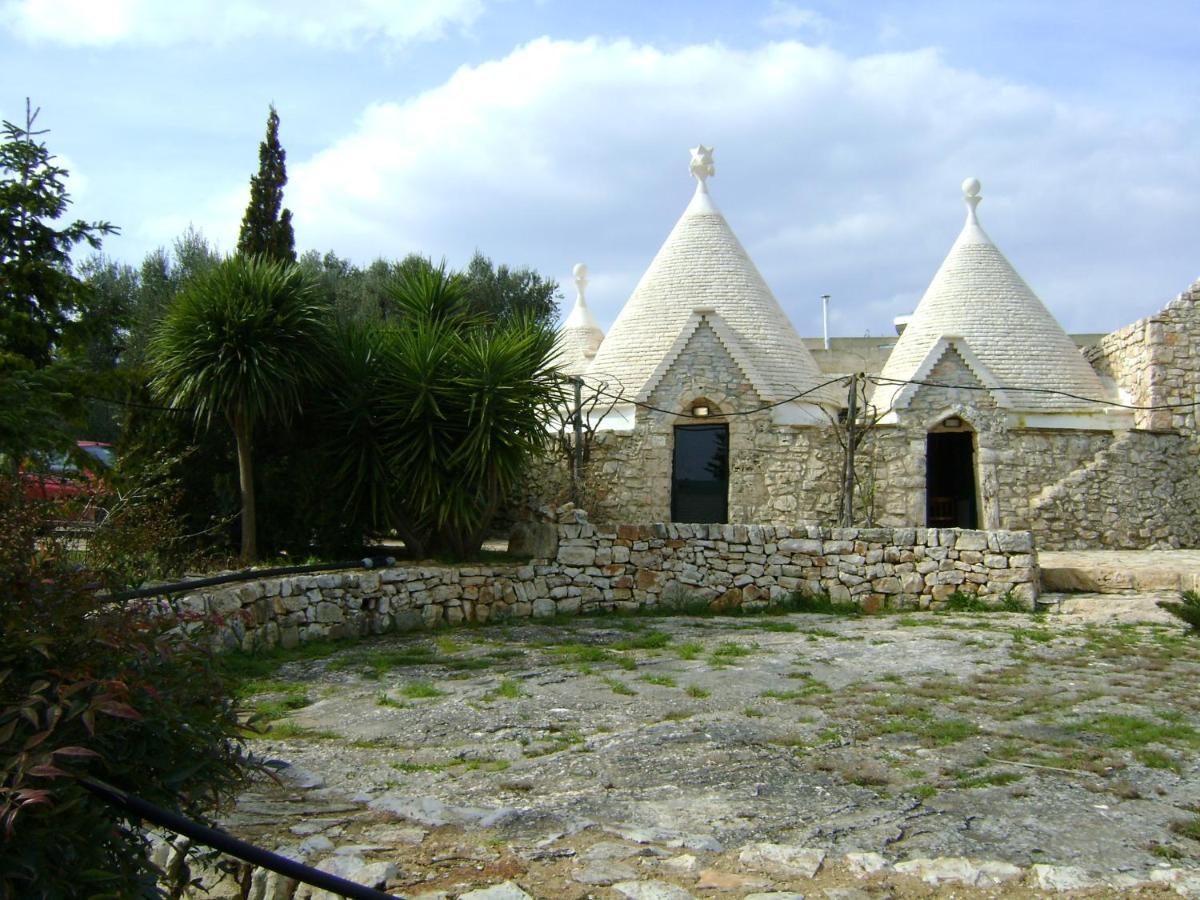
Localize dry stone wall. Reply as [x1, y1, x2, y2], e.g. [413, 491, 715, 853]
[1086, 278, 1200, 432]
[172, 512, 1038, 652]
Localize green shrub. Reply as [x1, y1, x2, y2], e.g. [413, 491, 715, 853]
[0, 480, 249, 897]
[1158, 590, 1200, 633]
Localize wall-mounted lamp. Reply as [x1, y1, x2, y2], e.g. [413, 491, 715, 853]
[692, 404, 710, 417]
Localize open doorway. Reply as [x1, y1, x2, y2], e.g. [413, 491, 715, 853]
[926, 431, 977, 528]
[671, 423, 729, 523]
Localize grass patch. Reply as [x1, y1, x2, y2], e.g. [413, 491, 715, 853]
[675, 641, 704, 660]
[803, 627, 839, 638]
[1012, 627, 1054, 644]
[743, 707, 765, 718]
[787, 592, 860, 617]
[601, 676, 637, 696]
[488, 648, 525, 660]
[248, 693, 312, 722]
[485, 678, 524, 701]
[1135, 749, 1181, 772]
[1080, 714, 1199, 749]
[435, 636, 466, 654]
[392, 760, 449, 773]
[685, 684, 710, 699]
[661, 710, 693, 722]
[639, 674, 677, 687]
[613, 631, 671, 650]
[760, 689, 805, 701]
[940, 591, 990, 612]
[398, 680, 445, 700]
[920, 718, 978, 746]
[218, 639, 343, 682]
[712, 641, 755, 658]
[264, 722, 341, 741]
[956, 771, 1024, 789]
[1149, 843, 1185, 861]
[376, 692, 405, 709]
[1170, 816, 1200, 842]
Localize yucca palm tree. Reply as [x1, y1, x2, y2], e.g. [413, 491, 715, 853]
[149, 255, 328, 561]
[317, 265, 562, 558]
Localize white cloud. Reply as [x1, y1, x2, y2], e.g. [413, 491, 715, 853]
[165, 36, 1200, 337]
[1, 0, 483, 47]
[759, 2, 830, 35]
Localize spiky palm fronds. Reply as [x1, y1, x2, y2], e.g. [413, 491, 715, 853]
[1158, 590, 1200, 633]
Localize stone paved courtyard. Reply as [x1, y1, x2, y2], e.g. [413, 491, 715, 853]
[191, 597, 1200, 898]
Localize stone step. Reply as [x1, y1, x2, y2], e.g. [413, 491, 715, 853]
[1038, 549, 1200, 594]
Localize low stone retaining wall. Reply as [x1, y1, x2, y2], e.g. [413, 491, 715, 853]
[170, 514, 1038, 652]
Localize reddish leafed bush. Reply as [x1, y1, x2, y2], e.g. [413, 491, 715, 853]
[0, 478, 249, 897]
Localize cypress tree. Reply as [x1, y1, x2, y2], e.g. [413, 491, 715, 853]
[237, 104, 295, 263]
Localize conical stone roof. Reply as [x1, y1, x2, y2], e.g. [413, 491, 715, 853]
[875, 178, 1110, 414]
[585, 146, 835, 407]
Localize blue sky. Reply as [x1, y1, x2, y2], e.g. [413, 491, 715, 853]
[3, 0, 1197, 338]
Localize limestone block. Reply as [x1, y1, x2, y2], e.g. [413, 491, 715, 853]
[954, 531, 988, 551]
[992, 531, 1034, 553]
[314, 602, 344, 624]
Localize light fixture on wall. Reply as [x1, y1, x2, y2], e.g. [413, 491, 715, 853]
[692, 403, 710, 417]
[943, 416, 962, 428]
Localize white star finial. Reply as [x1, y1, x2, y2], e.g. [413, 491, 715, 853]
[572, 262, 589, 304]
[689, 145, 715, 189]
[962, 176, 982, 225]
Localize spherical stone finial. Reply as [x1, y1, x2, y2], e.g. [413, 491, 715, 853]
[689, 145, 715, 185]
[961, 176, 982, 223]
[572, 262, 588, 280]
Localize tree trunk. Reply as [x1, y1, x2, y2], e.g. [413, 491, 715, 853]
[232, 412, 257, 563]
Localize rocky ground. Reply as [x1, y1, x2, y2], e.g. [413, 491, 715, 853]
[182, 594, 1200, 898]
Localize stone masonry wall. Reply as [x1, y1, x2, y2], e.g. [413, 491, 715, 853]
[172, 512, 1038, 653]
[1086, 279, 1200, 432]
[1025, 429, 1200, 549]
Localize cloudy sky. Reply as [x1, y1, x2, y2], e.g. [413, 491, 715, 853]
[4, 0, 1197, 338]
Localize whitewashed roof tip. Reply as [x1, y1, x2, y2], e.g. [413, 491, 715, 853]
[876, 178, 1111, 414]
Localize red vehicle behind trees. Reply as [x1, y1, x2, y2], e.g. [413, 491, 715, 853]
[20, 441, 113, 523]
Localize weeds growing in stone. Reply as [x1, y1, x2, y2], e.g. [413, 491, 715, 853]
[639, 674, 677, 687]
[601, 676, 637, 696]
[399, 680, 445, 699]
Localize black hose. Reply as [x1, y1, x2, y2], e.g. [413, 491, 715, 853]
[81, 777, 403, 899]
[108, 557, 397, 602]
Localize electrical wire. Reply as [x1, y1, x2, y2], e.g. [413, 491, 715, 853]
[865, 375, 1200, 412]
[561, 369, 1199, 419]
[577, 376, 848, 418]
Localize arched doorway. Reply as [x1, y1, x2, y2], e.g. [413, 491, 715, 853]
[671, 401, 729, 523]
[926, 420, 978, 528]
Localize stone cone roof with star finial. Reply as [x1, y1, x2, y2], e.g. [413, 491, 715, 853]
[585, 148, 836, 408]
[874, 178, 1111, 415]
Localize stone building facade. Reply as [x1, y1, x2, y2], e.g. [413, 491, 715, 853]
[550, 149, 1200, 552]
